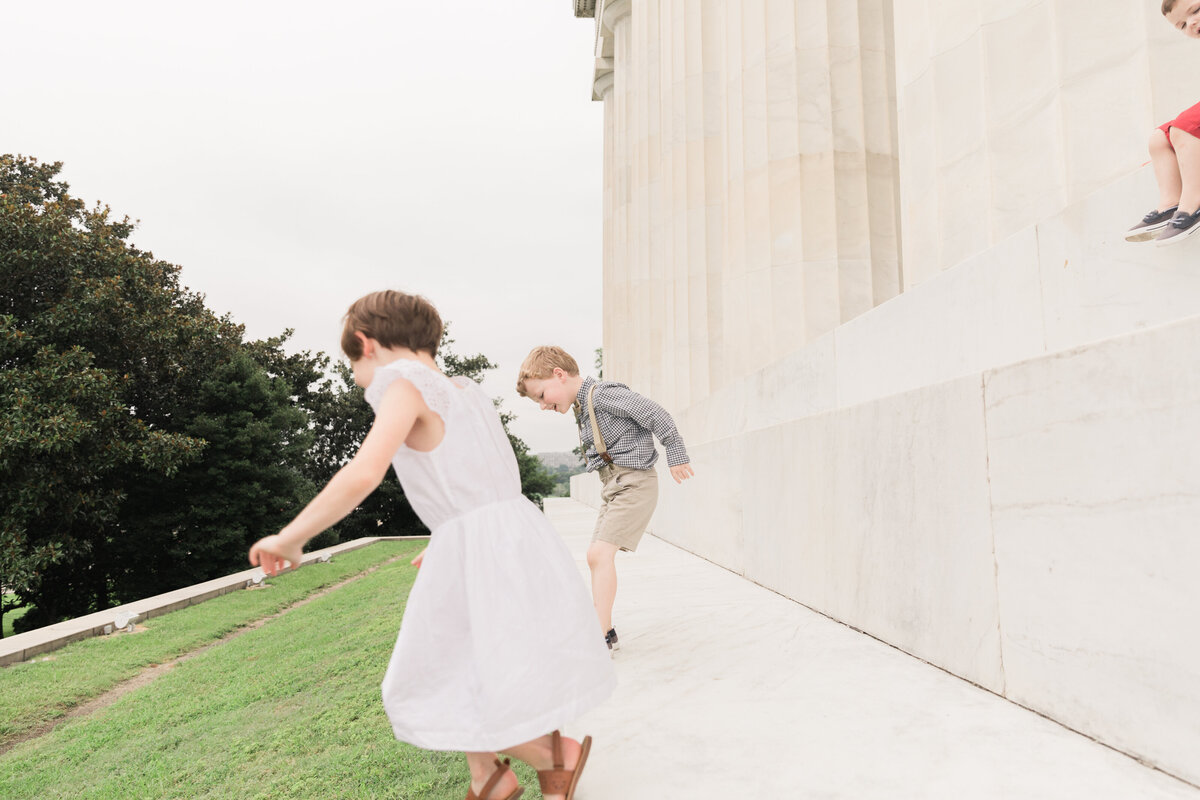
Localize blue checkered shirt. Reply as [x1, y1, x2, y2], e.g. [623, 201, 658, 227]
[573, 377, 690, 472]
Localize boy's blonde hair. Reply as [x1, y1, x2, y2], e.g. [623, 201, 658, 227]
[516, 346, 580, 397]
[341, 290, 442, 360]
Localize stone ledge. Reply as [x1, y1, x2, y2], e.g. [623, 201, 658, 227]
[0, 536, 426, 667]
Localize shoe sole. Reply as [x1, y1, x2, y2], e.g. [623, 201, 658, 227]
[1156, 223, 1200, 247]
[1126, 227, 1167, 242]
[1126, 219, 1176, 241]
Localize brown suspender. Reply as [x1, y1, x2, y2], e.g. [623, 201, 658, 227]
[582, 383, 614, 464]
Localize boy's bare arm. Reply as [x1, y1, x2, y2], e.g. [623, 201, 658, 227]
[249, 379, 424, 575]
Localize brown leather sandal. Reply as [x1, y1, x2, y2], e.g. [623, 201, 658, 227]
[466, 757, 524, 800]
[537, 730, 592, 800]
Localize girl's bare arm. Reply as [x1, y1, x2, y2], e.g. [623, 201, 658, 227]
[249, 379, 425, 575]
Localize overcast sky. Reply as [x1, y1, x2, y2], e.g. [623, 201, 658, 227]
[6, 0, 603, 453]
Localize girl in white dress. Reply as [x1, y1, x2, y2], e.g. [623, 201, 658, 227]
[249, 290, 615, 800]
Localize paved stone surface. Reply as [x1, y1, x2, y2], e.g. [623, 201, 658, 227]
[543, 498, 1200, 800]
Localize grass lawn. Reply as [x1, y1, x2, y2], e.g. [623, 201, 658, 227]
[0, 540, 421, 748]
[0, 539, 550, 799]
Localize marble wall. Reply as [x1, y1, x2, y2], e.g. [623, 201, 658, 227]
[573, 321, 1200, 785]
[571, 0, 1200, 786]
[985, 320, 1200, 780]
[650, 167, 1200, 444]
[893, 0, 1200, 287]
[570, 171, 1200, 783]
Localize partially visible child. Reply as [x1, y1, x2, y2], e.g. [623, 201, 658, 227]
[1125, 1, 1200, 245]
[249, 291, 614, 800]
[517, 346, 694, 654]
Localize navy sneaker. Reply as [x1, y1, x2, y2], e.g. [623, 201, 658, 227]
[1155, 209, 1200, 246]
[604, 627, 620, 652]
[1125, 205, 1178, 242]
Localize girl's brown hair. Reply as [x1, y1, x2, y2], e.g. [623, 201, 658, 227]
[340, 290, 443, 360]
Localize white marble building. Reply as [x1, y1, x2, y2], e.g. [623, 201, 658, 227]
[569, 0, 1200, 787]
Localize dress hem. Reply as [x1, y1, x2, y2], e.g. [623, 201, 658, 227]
[387, 673, 618, 752]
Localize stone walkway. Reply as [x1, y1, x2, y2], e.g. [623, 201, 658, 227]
[543, 498, 1200, 800]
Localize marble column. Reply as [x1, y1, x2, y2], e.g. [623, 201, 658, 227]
[721, 0, 903, 380]
[591, 0, 902, 408]
[600, 0, 633, 385]
[595, 66, 616, 384]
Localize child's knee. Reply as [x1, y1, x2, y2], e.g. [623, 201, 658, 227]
[586, 542, 615, 569]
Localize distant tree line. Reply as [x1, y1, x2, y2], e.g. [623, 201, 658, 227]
[544, 461, 585, 497]
[0, 155, 554, 637]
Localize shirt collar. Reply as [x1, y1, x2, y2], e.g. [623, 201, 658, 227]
[575, 375, 596, 409]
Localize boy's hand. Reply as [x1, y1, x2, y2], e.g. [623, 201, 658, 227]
[669, 463, 695, 484]
[249, 534, 303, 577]
[411, 547, 426, 568]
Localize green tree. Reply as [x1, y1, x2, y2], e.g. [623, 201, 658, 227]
[110, 351, 317, 600]
[1, 155, 316, 632]
[0, 156, 209, 632]
[0, 329, 204, 635]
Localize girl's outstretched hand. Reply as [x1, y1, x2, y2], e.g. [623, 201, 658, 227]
[411, 547, 427, 568]
[249, 534, 303, 577]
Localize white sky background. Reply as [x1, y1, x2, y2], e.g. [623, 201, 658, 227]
[5, 0, 602, 453]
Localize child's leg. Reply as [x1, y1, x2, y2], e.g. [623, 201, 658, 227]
[1151, 127, 1183, 211]
[499, 734, 585, 800]
[1170, 126, 1200, 213]
[586, 540, 620, 632]
[465, 751, 519, 798]
[465, 736, 585, 800]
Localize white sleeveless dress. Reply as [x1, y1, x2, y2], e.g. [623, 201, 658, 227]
[365, 357, 616, 752]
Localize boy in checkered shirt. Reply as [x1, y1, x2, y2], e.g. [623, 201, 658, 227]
[518, 346, 694, 653]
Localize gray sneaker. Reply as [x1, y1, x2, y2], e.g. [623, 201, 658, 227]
[1155, 209, 1200, 247]
[1125, 206, 1178, 242]
[604, 627, 620, 652]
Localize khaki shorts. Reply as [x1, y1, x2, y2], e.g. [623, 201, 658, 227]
[593, 464, 659, 552]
